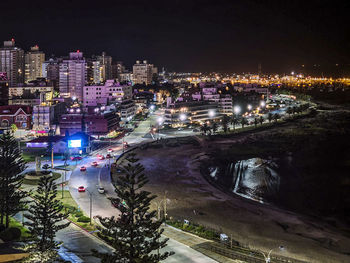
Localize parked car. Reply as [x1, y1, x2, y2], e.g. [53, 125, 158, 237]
[192, 128, 199, 132]
[78, 186, 85, 192]
[107, 148, 114, 153]
[98, 187, 105, 194]
[177, 127, 184, 131]
[71, 156, 82, 161]
[80, 166, 86, 171]
[98, 155, 105, 160]
[91, 161, 98, 167]
[106, 154, 112, 159]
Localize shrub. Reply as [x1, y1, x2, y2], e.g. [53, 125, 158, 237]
[77, 216, 91, 223]
[0, 227, 21, 241]
[63, 204, 76, 214]
[74, 211, 84, 218]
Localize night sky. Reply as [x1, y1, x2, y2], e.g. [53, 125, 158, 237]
[1, 0, 349, 75]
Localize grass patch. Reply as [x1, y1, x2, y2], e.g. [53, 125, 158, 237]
[59, 190, 96, 232]
[167, 220, 219, 241]
[9, 217, 32, 241]
[54, 165, 76, 171]
[22, 172, 61, 185]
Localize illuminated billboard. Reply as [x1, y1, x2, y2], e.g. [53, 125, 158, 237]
[68, 139, 82, 148]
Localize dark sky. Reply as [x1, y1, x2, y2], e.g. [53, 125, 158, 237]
[1, 0, 349, 75]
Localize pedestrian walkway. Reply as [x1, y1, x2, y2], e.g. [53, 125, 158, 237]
[163, 225, 244, 263]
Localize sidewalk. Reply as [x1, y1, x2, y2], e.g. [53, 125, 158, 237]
[162, 225, 245, 263]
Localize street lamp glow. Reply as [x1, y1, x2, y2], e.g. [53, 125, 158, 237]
[260, 101, 266, 107]
[72, 96, 77, 101]
[233, 106, 241, 114]
[157, 116, 164, 124]
[150, 105, 155, 111]
[179, 113, 186, 121]
[208, 109, 215, 118]
[247, 104, 252, 111]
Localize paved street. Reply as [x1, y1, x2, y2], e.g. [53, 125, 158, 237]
[67, 113, 219, 262]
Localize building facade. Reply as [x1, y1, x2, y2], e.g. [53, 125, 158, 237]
[97, 52, 112, 81]
[32, 102, 66, 133]
[59, 51, 87, 101]
[0, 40, 24, 87]
[132, 60, 157, 85]
[83, 80, 132, 107]
[0, 72, 9, 105]
[164, 100, 219, 126]
[0, 105, 32, 130]
[24, 45, 45, 83]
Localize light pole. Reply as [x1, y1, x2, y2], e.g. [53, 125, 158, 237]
[86, 189, 93, 225]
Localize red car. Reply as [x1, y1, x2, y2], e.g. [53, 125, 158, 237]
[98, 155, 105, 160]
[107, 148, 114, 153]
[106, 154, 112, 159]
[91, 161, 98, 167]
[71, 156, 82, 161]
[80, 166, 86, 171]
[78, 186, 85, 192]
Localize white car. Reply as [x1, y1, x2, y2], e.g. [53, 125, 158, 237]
[98, 187, 105, 194]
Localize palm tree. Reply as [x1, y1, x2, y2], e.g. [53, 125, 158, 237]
[200, 123, 208, 135]
[230, 115, 239, 131]
[259, 116, 264, 125]
[273, 113, 280, 123]
[211, 122, 218, 134]
[241, 117, 248, 128]
[221, 115, 230, 133]
[254, 117, 258, 128]
[268, 113, 273, 123]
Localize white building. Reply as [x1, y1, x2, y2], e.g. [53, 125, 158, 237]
[59, 51, 87, 101]
[119, 99, 136, 122]
[132, 60, 157, 85]
[83, 80, 133, 107]
[24, 45, 45, 83]
[32, 102, 66, 133]
[0, 39, 24, 87]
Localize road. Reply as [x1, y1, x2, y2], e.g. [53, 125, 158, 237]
[67, 113, 217, 262]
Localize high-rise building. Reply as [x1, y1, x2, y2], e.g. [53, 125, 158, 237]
[112, 61, 125, 80]
[59, 51, 87, 101]
[0, 72, 9, 105]
[25, 45, 45, 83]
[43, 58, 61, 90]
[97, 52, 112, 81]
[132, 60, 157, 85]
[0, 39, 24, 87]
[87, 58, 103, 85]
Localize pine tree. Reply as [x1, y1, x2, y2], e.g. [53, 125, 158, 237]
[0, 131, 28, 228]
[24, 175, 70, 254]
[93, 153, 174, 263]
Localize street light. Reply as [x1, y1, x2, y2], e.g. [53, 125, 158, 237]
[179, 113, 186, 122]
[208, 109, 215, 118]
[247, 104, 252, 111]
[260, 246, 285, 263]
[234, 105, 241, 115]
[260, 101, 266, 107]
[86, 189, 93, 225]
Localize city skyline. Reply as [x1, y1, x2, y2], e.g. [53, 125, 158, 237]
[1, 0, 349, 76]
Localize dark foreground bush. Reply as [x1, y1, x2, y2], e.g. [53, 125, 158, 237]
[0, 227, 21, 241]
[77, 216, 91, 223]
